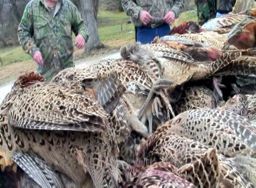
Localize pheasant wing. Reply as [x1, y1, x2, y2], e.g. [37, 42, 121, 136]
[12, 151, 64, 188]
[7, 85, 108, 132]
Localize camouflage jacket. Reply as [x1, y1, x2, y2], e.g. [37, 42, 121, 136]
[121, 0, 184, 27]
[18, 0, 88, 81]
[195, 0, 216, 25]
[216, 0, 236, 12]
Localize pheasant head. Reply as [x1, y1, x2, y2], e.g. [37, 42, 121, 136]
[13, 72, 45, 89]
[227, 17, 256, 49]
[0, 72, 45, 116]
[219, 94, 248, 116]
[171, 21, 201, 35]
[183, 47, 222, 61]
[246, 8, 256, 17]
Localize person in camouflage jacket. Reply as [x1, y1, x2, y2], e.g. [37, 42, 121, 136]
[195, 0, 216, 25]
[121, 0, 184, 44]
[18, 0, 88, 81]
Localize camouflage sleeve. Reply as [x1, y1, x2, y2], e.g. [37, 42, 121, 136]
[71, 5, 88, 42]
[17, 3, 39, 57]
[121, 0, 143, 20]
[171, 0, 185, 17]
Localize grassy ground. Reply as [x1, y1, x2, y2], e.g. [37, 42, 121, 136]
[0, 46, 32, 67]
[173, 10, 197, 26]
[0, 10, 197, 83]
[98, 10, 135, 47]
[0, 10, 135, 67]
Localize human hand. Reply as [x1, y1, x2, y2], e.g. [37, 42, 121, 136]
[164, 11, 176, 24]
[75, 34, 85, 49]
[139, 10, 153, 25]
[33, 51, 43, 67]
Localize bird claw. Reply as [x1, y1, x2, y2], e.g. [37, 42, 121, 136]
[213, 77, 225, 99]
[147, 112, 153, 134]
[152, 96, 163, 118]
[138, 79, 173, 120]
[159, 91, 175, 118]
[152, 79, 173, 90]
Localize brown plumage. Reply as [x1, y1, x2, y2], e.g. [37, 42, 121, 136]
[158, 109, 256, 157]
[51, 61, 150, 135]
[121, 43, 256, 96]
[220, 93, 256, 122]
[0, 72, 127, 188]
[119, 161, 196, 188]
[137, 131, 221, 188]
[202, 13, 247, 33]
[227, 16, 256, 49]
[167, 31, 228, 49]
[137, 122, 255, 187]
[170, 21, 201, 35]
[174, 86, 217, 114]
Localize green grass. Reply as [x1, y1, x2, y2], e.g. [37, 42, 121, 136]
[174, 10, 198, 26]
[99, 23, 134, 42]
[0, 10, 196, 67]
[97, 10, 135, 43]
[98, 10, 130, 27]
[0, 46, 32, 66]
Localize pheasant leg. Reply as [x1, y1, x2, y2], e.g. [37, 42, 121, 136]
[137, 79, 173, 120]
[159, 90, 176, 118]
[213, 77, 226, 100]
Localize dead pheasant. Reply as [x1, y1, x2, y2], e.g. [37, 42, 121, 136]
[202, 13, 247, 33]
[226, 16, 256, 49]
[160, 109, 256, 157]
[137, 125, 255, 187]
[52, 59, 173, 134]
[174, 86, 217, 114]
[120, 42, 222, 119]
[163, 31, 228, 49]
[220, 93, 256, 123]
[0, 72, 128, 188]
[119, 161, 196, 187]
[219, 94, 249, 117]
[170, 21, 201, 35]
[52, 64, 149, 140]
[122, 43, 256, 108]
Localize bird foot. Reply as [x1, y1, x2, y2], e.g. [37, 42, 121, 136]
[152, 96, 163, 118]
[152, 79, 173, 90]
[137, 79, 173, 120]
[159, 91, 175, 118]
[213, 77, 225, 99]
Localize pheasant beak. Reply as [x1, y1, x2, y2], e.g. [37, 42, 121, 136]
[0, 151, 16, 172]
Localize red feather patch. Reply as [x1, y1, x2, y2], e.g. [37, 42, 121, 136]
[15, 72, 45, 88]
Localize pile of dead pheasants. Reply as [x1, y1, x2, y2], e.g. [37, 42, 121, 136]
[1, 9, 256, 188]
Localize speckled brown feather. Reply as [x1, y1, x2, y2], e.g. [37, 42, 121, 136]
[162, 109, 256, 157]
[137, 126, 254, 187]
[119, 161, 196, 188]
[0, 72, 122, 188]
[174, 86, 217, 114]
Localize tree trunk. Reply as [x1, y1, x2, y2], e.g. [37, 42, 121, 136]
[9, 0, 21, 23]
[0, 0, 4, 22]
[93, 0, 99, 20]
[80, 0, 104, 52]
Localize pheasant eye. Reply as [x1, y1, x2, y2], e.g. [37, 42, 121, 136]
[175, 118, 181, 124]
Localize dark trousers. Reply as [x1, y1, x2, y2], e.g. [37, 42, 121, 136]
[135, 23, 171, 44]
